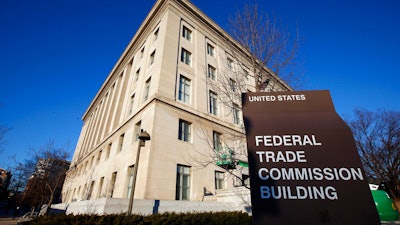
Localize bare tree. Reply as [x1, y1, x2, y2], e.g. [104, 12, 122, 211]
[347, 109, 400, 200]
[189, 2, 301, 197]
[14, 140, 70, 212]
[228, 0, 301, 90]
[194, 1, 299, 188]
[205, 1, 299, 113]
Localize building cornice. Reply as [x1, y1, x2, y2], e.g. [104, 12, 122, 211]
[82, 0, 168, 120]
[82, 0, 291, 120]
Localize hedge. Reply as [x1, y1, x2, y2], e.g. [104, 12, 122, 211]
[25, 212, 252, 225]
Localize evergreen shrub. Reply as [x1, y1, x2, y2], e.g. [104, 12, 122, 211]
[24, 211, 251, 225]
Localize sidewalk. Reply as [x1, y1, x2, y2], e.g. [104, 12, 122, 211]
[0, 217, 17, 225]
[382, 221, 400, 225]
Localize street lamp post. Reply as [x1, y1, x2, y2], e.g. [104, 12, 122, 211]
[127, 129, 150, 215]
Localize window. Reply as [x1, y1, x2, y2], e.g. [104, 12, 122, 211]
[181, 48, 191, 66]
[97, 150, 102, 164]
[176, 165, 190, 200]
[135, 69, 140, 81]
[106, 143, 112, 159]
[257, 73, 262, 82]
[153, 28, 159, 41]
[182, 26, 192, 41]
[213, 131, 222, 150]
[128, 58, 133, 68]
[140, 47, 145, 59]
[215, 171, 224, 190]
[208, 65, 216, 80]
[178, 119, 191, 142]
[127, 165, 134, 198]
[243, 69, 249, 80]
[119, 133, 125, 152]
[233, 104, 240, 125]
[149, 50, 156, 65]
[119, 73, 124, 83]
[77, 186, 81, 200]
[229, 78, 236, 92]
[82, 183, 87, 199]
[144, 78, 151, 101]
[178, 75, 191, 103]
[110, 172, 117, 198]
[90, 156, 94, 168]
[129, 94, 135, 115]
[71, 188, 76, 202]
[98, 177, 104, 198]
[209, 91, 218, 115]
[87, 180, 95, 200]
[227, 57, 234, 70]
[207, 43, 215, 56]
[135, 121, 142, 140]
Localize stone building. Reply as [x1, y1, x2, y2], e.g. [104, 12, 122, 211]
[61, 0, 290, 214]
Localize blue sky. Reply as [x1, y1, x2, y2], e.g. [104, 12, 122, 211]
[1, 0, 399, 169]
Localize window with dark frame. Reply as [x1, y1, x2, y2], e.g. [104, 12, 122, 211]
[98, 177, 104, 198]
[135, 69, 140, 81]
[181, 48, 192, 66]
[144, 78, 151, 101]
[106, 143, 112, 159]
[215, 171, 224, 190]
[140, 47, 145, 59]
[87, 180, 95, 200]
[227, 57, 234, 70]
[213, 131, 222, 150]
[127, 165, 134, 198]
[208, 64, 216, 80]
[110, 172, 117, 198]
[176, 165, 190, 200]
[207, 43, 215, 56]
[135, 121, 141, 141]
[149, 50, 156, 65]
[129, 94, 135, 115]
[178, 75, 190, 103]
[153, 28, 159, 41]
[178, 119, 191, 142]
[182, 26, 192, 41]
[229, 78, 236, 92]
[119, 133, 125, 152]
[233, 104, 240, 125]
[178, 75, 191, 103]
[209, 91, 218, 115]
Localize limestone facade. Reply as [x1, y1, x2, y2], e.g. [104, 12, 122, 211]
[61, 0, 290, 206]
